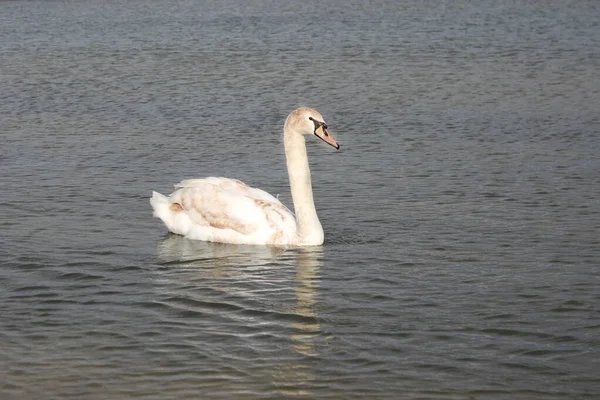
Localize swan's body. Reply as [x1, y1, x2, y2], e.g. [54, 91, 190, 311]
[150, 107, 339, 246]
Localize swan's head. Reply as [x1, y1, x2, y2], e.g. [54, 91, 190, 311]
[285, 107, 340, 150]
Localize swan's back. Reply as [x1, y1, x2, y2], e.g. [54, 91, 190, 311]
[151, 177, 297, 245]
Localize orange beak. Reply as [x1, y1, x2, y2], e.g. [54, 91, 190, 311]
[314, 125, 340, 150]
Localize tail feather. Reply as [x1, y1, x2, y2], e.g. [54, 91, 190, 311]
[150, 191, 192, 236]
[150, 191, 170, 220]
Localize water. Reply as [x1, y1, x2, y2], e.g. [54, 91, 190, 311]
[1, 0, 599, 398]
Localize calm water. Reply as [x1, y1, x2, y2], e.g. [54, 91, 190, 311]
[1, 0, 599, 398]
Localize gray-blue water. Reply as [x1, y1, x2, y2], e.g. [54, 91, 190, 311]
[1, 1, 599, 398]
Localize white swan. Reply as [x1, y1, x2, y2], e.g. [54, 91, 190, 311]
[150, 107, 340, 246]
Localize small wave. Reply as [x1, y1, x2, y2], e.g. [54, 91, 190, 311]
[325, 228, 384, 245]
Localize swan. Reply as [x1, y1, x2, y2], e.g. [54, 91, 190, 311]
[150, 107, 340, 246]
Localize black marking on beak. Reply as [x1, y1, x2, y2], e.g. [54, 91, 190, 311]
[309, 116, 327, 135]
[310, 117, 339, 149]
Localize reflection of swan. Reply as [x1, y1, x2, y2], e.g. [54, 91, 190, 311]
[272, 246, 323, 396]
[155, 237, 323, 396]
[156, 237, 323, 357]
[156, 233, 285, 267]
[150, 107, 339, 246]
[290, 247, 322, 358]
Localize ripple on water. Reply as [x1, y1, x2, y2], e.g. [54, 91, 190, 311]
[1, 0, 600, 398]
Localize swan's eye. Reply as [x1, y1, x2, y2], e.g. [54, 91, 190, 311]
[308, 117, 314, 121]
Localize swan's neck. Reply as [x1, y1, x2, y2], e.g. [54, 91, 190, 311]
[284, 128, 324, 246]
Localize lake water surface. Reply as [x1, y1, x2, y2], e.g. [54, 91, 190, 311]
[1, 0, 599, 398]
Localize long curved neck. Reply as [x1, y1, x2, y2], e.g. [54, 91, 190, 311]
[284, 127, 324, 245]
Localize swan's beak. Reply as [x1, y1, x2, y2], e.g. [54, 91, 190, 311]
[314, 126, 340, 150]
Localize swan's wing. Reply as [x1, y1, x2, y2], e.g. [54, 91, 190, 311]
[165, 178, 297, 245]
[176, 177, 294, 215]
[176, 177, 247, 190]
